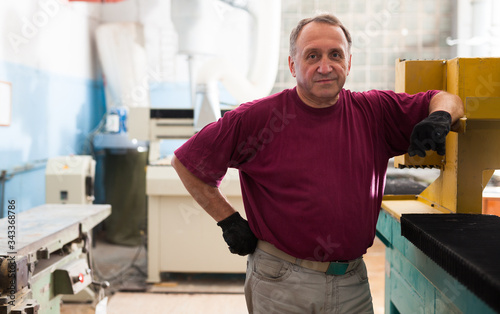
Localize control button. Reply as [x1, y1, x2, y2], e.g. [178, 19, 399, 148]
[72, 273, 85, 283]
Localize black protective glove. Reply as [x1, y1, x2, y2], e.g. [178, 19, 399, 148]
[217, 212, 257, 256]
[408, 111, 452, 158]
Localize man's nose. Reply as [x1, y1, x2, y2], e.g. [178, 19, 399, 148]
[317, 57, 332, 74]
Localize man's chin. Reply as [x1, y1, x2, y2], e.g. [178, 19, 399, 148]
[311, 93, 340, 107]
[313, 89, 341, 100]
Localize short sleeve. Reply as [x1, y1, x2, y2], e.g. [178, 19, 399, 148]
[378, 90, 440, 156]
[174, 107, 250, 187]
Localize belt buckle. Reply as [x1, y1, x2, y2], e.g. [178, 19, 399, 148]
[326, 261, 349, 275]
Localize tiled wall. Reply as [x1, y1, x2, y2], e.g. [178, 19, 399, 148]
[274, 0, 455, 93]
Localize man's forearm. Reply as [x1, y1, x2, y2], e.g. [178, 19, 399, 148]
[171, 155, 236, 222]
[429, 91, 464, 131]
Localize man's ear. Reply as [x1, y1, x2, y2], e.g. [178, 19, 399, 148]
[288, 56, 296, 77]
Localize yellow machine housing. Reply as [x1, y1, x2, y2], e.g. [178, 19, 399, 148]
[384, 58, 500, 216]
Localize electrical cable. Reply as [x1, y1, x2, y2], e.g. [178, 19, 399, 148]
[81, 113, 107, 157]
[89, 232, 148, 295]
[92, 242, 144, 282]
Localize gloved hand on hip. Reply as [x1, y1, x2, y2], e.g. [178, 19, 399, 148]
[408, 111, 452, 157]
[217, 212, 257, 256]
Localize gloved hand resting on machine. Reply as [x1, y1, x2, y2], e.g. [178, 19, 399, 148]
[217, 212, 258, 256]
[408, 110, 452, 158]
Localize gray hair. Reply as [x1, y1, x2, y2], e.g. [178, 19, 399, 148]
[289, 14, 352, 57]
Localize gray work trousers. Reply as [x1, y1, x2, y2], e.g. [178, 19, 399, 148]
[244, 248, 374, 313]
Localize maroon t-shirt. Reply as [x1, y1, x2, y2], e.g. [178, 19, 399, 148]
[175, 87, 438, 261]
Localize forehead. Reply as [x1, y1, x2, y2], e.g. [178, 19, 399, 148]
[296, 22, 348, 53]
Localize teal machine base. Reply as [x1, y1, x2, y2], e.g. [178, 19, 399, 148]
[376, 209, 497, 314]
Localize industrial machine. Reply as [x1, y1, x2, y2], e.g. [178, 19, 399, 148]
[45, 156, 95, 205]
[0, 204, 111, 314]
[13, 154, 112, 314]
[145, 109, 247, 281]
[378, 57, 500, 313]
[142, 0, 281, 281]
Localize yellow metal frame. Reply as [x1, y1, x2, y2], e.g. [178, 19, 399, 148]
[383, 58, 500, 218]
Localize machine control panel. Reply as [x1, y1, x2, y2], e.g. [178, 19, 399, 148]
[53, 258, 92, 295]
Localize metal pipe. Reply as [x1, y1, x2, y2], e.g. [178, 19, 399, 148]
[0, 159, 48, 218]
[1, 171, 5, 218]
[471, 0, 492, 56]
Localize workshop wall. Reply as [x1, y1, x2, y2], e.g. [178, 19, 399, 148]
[275, 0, 456, 93]
[0, 1, 105, 215]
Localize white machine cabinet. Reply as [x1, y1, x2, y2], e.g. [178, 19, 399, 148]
[45, 155, 95, 204]
[146, 165, 246, 282]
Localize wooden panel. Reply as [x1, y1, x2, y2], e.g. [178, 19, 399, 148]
[380, 200, 445, 221]
[389, 269, 425, 314]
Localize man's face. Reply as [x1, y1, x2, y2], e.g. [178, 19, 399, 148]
[289, 22, 352, 108]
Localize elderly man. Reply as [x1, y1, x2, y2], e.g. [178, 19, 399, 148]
[172, 14, 463, 313]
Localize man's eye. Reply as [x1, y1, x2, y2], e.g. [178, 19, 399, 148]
[331, 52, 341, 58]
[308, 54, 317, 59]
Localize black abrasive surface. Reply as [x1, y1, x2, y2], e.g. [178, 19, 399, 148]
[401, 213, 500, 312]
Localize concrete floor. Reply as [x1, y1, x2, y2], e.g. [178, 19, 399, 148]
[61, 236, 386, 314]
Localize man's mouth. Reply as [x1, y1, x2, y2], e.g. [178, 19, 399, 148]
[315, 78, 335, 83]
